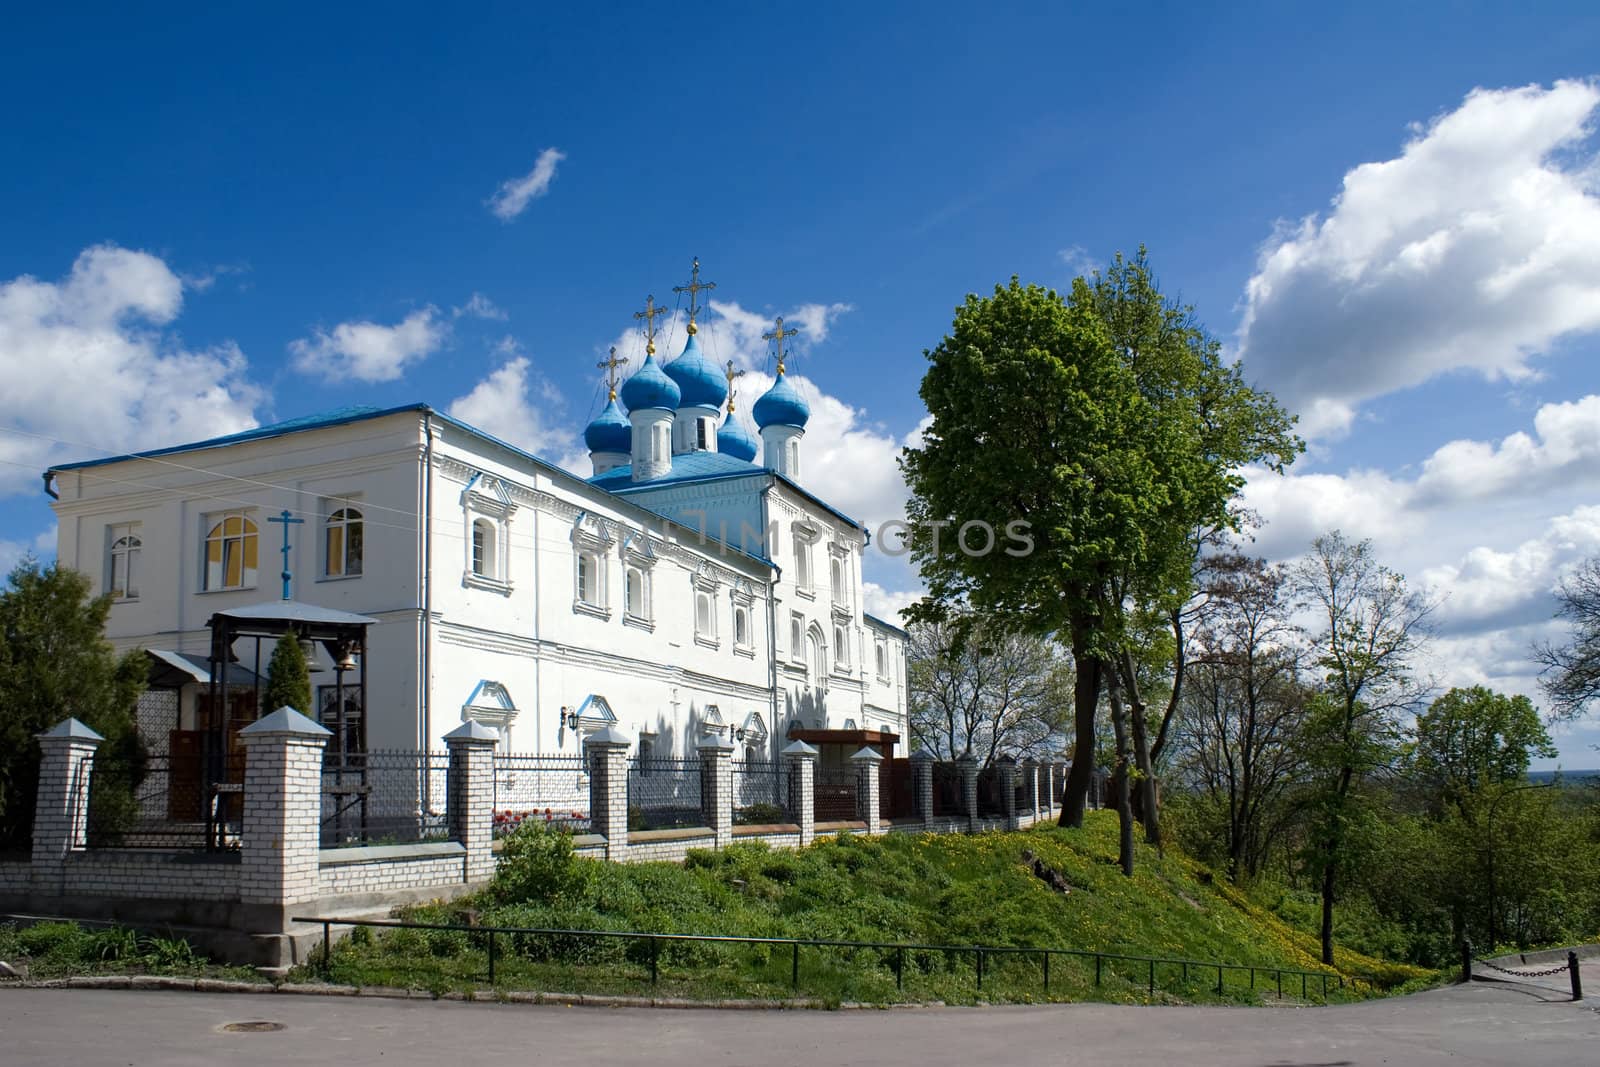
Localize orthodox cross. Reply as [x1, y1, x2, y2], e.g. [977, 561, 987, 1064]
[672, 257, 717, 335]
[266, 509, 305, 601]
[724, 359, 746, 413]
[763, 316, 799, 374]
[633, 294, 668, 356]
[597, 346, 628, 400]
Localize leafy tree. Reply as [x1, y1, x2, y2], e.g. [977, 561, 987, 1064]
[261, 631, 312, 716]
[1172, 554, 1311, 881]
[0, 559, 146, 851]
[1292, 531, 1432, 964]
[1536, 558, 1600, 721]
[900, 257, 1299, 851]
[906, 614, 1072, 763]
[1409, 686, 1555, 817]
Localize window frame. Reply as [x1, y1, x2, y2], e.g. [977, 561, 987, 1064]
[201, 510, 259, 592]
[107, 521, 142, 601]
[324, 503, 364, 579]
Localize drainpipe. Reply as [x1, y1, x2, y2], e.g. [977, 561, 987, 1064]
[420, 413, 435, 758]
[762, 481, 780, 758]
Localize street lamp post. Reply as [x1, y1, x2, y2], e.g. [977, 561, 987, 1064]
[1485, 781, 1554, 951]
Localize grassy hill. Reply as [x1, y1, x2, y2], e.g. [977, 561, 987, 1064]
[314, 813, 1438, 1005]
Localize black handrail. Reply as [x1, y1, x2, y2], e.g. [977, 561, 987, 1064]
[292, 914, 1347, 1000]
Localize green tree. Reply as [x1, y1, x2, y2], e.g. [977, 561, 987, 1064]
[900, 257, 1299, 852]
[1536, 558, 1600, 721]
[261, 631, 312, 716]
[1293, 531, 1432, 964]
[0, 559, 146, 851]
[1410, 686, 1556, 817]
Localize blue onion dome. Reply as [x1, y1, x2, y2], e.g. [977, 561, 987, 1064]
[717, 414, 759, 462]
[619, 353, 681, 412]
[752, 370, 810, 429]
[663, 333, 727, 410]
[584, 396, 631, 453]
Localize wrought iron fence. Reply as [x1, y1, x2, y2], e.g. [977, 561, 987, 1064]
[321, 750, 450, 848]
[731, 760, 791, 825]
[86, 752, 212, 850]
[493, 753, 591, 836]
[627, 757, 704, 831]
[813, 766, 858, 822]
[931, 761, 963, 816]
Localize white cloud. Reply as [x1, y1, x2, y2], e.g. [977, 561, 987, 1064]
[1413, 394, 1600, 505]
[0, 244, 262, 496]
[0, 528, 55, 576]
[454, 292, 507, 321]
[288, 307, 447, 383]
[446, 352, 577, 465]
[1421, 505, 1600, 635]
[486, 148, 566, 222]
[1237, 80, 1600, 439]
[862, 582, 921, 627]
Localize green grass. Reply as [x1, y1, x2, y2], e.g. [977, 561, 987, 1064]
[301, 813, 1441, 1005]
[0, 920, 262, 982]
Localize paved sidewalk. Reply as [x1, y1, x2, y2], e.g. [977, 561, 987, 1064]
[1, 980, 1597, 1066]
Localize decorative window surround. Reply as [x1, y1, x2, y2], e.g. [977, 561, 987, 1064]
[462, 473, 514, 593]
[693, 564, 720, 648]
[462, 680, 518, 747]
[571, 510, 615, 618]
[621, 531, 657, 628]
[107, 522, 141, 601]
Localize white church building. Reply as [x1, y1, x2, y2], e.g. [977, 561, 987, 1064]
[43, 292, 908, 767]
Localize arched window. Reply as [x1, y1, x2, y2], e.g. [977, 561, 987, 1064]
[695, 591, 715, 638]
[807, 630, 825, 681]
[325, 507, 363, 577]
[578, 552, 602, 606]
[830, 557, 843, 602]
[787, 439, 800, 477]
[204, 512, 258, 590]
[793, 536, 811, 591]
[833, 624, 849, 669]
[876, 640, 888, 679]
[471, 518, 495, 578]
[655, 423, 670, 462]
[790, 615, 803, 661]
[734, 605, 750, 648]
[625, 566, 644, 617]
[107, 523, 141, 600]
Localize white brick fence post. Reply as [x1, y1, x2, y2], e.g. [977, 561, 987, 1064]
[238, 707, 330, 920]
[910, 749, 934, 827]
[783, 740, 817, 846]
[851, 746, 883, 835]
[32, 719, 102, 881]
[998, 756, 1018, 828]
[444, 720, 498, 883]
[586, 725, 631, 860]
[1040, 762, 1053, 812]
[1022, 758, 1039, 822]
[697, 733, 735, 849]
[958, 752, 979, 830]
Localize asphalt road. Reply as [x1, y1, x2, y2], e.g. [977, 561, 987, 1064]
[2, 978, 1597, 1067]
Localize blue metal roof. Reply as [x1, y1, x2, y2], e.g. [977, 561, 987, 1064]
[619, 353, 680, 412]
[752, 372, 810, 429]
[583, 397, 632, 454]
[49, 403, 425, 472]
[590, 453, 865, 533]
[864, 612, 910, 637]
[663, 333, 727, 410]
[716, 416, 759, 462]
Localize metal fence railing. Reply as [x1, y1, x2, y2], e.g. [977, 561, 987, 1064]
[976, 765, 1008, 817]
[86, 753, 212, 850]
[813, 767, 858, 822]
[321, 751, 450, 848]
[731, 760, 791, 825]
[296, 914, 1350, 1002]
[627, 757, 704, 831]
[931, 762, 963, 816]
[493, 754, 591, 836]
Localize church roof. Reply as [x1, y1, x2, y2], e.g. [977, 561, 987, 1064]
[583, 397, 632, 454]
[752, 372, 810, 429]
[588, 452, 864, 533]
[663, 333, 727, 410]
[716, 416, 759, 462]
[619, 353, 680, 412]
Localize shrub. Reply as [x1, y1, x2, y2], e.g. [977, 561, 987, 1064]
[490, 820, 580, 904]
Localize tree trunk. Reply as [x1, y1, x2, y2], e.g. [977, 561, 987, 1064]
[1106, 669, 1136, 877]
[1119, 649, 1162, 850]
[1061, 647, 1101, 828]
[1319, 846, 1337, 965]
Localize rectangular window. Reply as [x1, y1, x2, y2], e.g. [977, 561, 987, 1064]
[696, 419, 709, 450]
[325, 505, 364, 577]
[794, 536, 811, 592]
[107, 522, 141, 600]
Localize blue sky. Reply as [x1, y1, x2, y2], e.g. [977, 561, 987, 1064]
[4, 3, 1600, 764]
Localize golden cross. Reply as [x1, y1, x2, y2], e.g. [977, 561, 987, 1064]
[763, 316, 799, 374]
[724, 359, 746, 413]
[633, 294, 668, 355]
[672, 257, 717, 335]
[597, 346, 629, 400]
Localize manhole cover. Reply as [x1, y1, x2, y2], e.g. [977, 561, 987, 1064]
[220, 1021, 286, 1033]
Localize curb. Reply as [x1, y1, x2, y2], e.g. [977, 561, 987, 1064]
[1, 976, 929, 1011]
